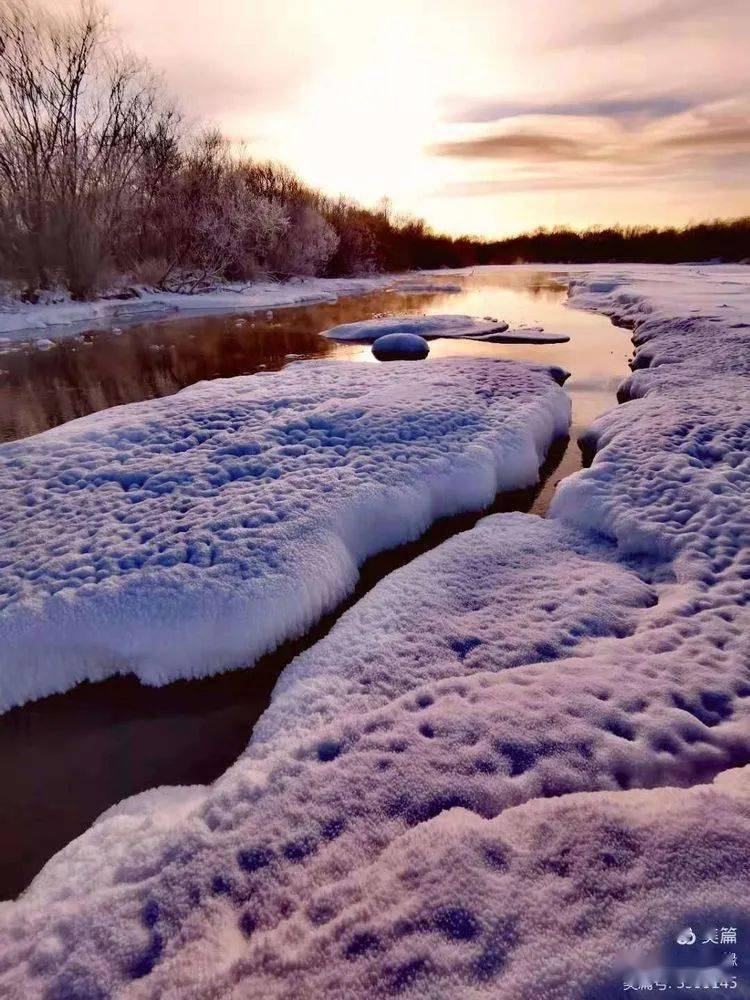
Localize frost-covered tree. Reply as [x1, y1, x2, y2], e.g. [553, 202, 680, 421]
[268, 203, 339, 277]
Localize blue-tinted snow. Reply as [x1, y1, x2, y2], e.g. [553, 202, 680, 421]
[0, 357, 569, 712]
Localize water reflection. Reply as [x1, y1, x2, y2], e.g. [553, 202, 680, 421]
[0, 270, 629, 444]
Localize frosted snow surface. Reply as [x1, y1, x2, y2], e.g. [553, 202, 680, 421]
[1, 265, 749, 999]
[567, 262, 750, 400]
[0, 358, 569, 712]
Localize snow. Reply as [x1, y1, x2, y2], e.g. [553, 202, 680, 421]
[249, 513, 655, 756]
[468, 325, 569, 344]
[323, 313, 571, 344]
[567, 262, 750, 400]
[371, 333, 430, 360]
[391, 279, 463, 294]
[568, 263, 750, 331]
[322, 313, 510, 341]
[0, 357, 569, 713]
[0, 264, 748, 998]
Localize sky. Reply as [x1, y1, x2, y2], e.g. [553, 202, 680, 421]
[107, 0, 750, 238]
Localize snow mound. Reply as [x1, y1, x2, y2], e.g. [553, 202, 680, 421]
[215, 768, 750, 998]
[322, 314, 510, 341]
[0, 358, 569, 711]
[371, 333, 430, 360]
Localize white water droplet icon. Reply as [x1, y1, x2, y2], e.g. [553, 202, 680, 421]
[677, 927, 696, 945]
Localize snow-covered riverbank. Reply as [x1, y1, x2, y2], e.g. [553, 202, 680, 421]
[0, 273, 462, 346]
[0, 264, 748, 998]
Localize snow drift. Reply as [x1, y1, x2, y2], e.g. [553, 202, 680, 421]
[0, 357, 569, 712]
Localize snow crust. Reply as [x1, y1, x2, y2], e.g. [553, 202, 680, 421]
[0, 358, 569, 712]
[0, 264, 748, 998]
[371, 333, 430, 360]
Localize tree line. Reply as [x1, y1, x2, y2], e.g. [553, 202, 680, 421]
[478, 218, 750, 266]
[0, 0, 747, 302]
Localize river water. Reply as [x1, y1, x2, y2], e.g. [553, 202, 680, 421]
[0, 267, 633, 898]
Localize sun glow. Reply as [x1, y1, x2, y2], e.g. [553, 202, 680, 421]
[108, 0, 750, 237]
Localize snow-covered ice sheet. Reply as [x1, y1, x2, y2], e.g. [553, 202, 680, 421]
[0, 358, 569, 712]
[390, 279, 463, 294]
[323, 313, 570, 344]
[322, 314, 510, 341]
[250, 513, 655, 756]
[0, 264, 748, 999]
[568, 263, 750, 332]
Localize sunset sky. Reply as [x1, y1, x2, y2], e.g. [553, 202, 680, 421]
[109, 0, 750, 238]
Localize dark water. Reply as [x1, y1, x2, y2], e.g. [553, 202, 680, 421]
[0, 267, 632, 898]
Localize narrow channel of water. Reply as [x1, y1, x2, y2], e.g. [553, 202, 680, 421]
[0, 267, 633, 898]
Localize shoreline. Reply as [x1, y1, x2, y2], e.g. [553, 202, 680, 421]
[0, 273, 423, 346]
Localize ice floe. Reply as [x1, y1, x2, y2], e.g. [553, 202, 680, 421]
[0, 357, 569, 712]
[390, 279, 463, 294]
[323, 313, 570, 345]
[0, 265, 748, 998]
[322, 314, 509, 342]
[468, 325, 569, 344]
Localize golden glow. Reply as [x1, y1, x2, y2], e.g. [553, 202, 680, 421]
[108, 0, 750, 238]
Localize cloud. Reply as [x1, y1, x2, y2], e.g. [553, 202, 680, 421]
[556, 0, 726, 47]
[153, 59, 309, 119]
[430, 99, 750, 166]
[444, 96, 698, 125]
[655, 125, 750, 152]
[429, 131, 598, 162]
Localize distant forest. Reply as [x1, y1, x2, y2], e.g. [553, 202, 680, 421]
[473, 218, 750, 268]
[0, 1, 748, 302]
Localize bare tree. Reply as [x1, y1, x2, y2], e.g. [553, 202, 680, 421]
[0, 0, 178, 297]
